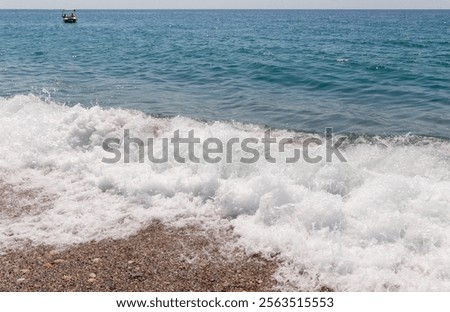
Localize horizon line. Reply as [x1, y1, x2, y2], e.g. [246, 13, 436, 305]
[1, 8, 450, 10]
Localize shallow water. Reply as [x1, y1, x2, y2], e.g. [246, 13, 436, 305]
[1, 10, 449, 137]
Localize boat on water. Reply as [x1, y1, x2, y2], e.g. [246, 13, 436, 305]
[62, 9, 77, 23]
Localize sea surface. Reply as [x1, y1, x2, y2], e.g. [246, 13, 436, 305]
[1, 10, 450, 291]
[1, 10, 450, 136]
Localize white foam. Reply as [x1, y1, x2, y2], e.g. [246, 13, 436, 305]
[1, 94, 450, 290]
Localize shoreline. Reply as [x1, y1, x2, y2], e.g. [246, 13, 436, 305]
[0, 178, 279, 291]
[0, 221, 279, 292]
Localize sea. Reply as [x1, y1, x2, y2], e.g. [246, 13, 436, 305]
[1, 10, 450, 291]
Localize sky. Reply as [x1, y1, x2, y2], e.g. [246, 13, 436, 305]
[0, 0, 449, 9]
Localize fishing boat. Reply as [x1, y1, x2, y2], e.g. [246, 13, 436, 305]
[62, 10, 77, 23]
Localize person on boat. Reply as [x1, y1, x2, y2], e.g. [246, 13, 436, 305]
[71, 12, 75, 17]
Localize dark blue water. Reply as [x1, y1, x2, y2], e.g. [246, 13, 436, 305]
[1, 10, 449, 137]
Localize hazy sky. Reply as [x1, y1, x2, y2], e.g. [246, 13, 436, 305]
[1, 0, 449, 9]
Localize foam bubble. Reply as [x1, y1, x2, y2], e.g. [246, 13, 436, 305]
[1, 94, 450, 290]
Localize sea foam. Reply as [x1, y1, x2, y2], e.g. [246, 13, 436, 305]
[1, 94, 450, 291]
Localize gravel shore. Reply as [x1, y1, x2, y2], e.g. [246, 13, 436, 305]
[0, 221, 278, 292]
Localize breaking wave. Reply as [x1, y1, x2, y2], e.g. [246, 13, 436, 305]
[1, 94, 450, 291]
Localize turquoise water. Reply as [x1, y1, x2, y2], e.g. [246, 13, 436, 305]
[1, 10, 450, 137]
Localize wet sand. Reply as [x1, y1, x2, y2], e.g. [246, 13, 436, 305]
[0, 220, 279, 292]
[0, 178, 278, 291]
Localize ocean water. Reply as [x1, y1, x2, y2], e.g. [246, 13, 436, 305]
[1, 10, 450, 136]
[1, 10, 450, 291]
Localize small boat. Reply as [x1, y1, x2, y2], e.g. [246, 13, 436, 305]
[62, 9, 77, 23]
